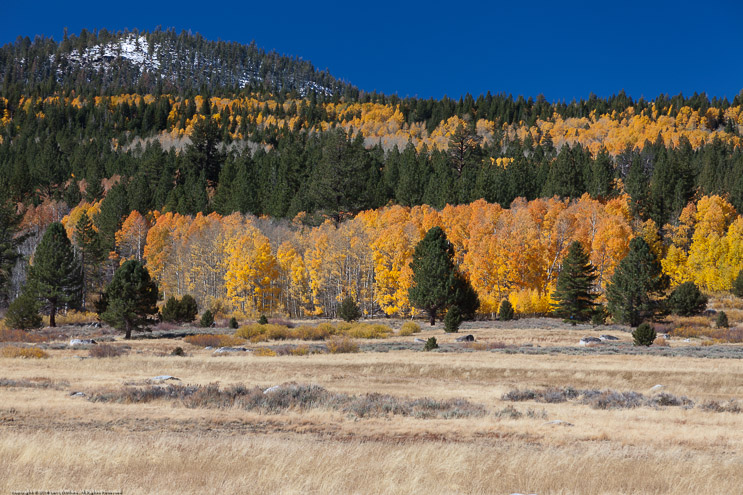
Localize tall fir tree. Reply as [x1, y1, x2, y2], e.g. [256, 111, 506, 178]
[26, 222, 82, 327]
[606, 237, 668, 326]
[74, 211, 102, 310]
[552, 241, 598, 322]
[0, 198, 26, 303]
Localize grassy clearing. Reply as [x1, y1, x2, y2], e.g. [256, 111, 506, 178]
[2, 317, 743, 493]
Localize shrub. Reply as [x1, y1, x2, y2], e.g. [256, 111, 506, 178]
[423, 337, 438, 351]
[89, 344, 127, 358]
[5, 292, 42, 330]
[200, 310, 214, 328]
[653, 336, 670, 346]
[667, 282, 708, 316]
[0, 346, 49, 358]
[229, 317, 239, 329]
[258, 315, 268, 325]
[338, 296, 362, 322]
[161, 295, 198, 323]
[253, 347, 277, 357]
[327, 336, 359, 354]
[0, 328, 46, 343]
[184, 334, 244, 348]
[632, 322, 656, 346]
[398, 321, 421, 336]
[171, 347, 185, 356]
[344, 323, 392, 339]
[716, 311, 729, 328]
[444, 305, 462, 333]
[499, 299, 515, 321]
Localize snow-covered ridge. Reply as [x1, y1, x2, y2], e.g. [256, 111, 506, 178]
[49, 34, 334, 96]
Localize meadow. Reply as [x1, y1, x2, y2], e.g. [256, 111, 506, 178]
[1, 317, 743, 494]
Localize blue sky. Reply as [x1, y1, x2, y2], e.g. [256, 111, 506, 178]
[4, 0, 743, 102]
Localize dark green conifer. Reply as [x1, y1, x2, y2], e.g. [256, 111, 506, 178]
[552, 241, 598, 323]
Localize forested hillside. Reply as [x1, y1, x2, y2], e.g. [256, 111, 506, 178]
[1, 29, 743, 320]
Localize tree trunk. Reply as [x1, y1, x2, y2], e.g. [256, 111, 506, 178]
[49, 301, 57, 327]
[125, 321, 132, 340]
[429, 309, 436, 326]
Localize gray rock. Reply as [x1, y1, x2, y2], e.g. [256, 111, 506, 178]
[455, 334, 475, 342]
[151, 375, 180, 382]
[263, 385, 283, 394]
[413, 338, 427, 343]
[579, 337, 602, 346]
[650, 384, 664, 391]
[543, 420, 573, 426]
[599, 335, 619, 341]
[69, 391, 85, 397]
[213, 346, 250, 354]
[69, 339, 97, 347]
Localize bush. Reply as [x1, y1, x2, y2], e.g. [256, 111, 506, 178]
[184, 334, 244, 348]
[338, 296, 362, 322]
[5, 292, 42, 330]
[161, 295, 198, 323]
[258, 315, 268, 325]
[229, 317, 239, 329]
[327, 336, 359, 354]
[0, 346, 49, 358]
[667, 282, 708, 316]
[89, 344, 127, 358]
[200, 310, 214, 328]
[716, 311, 729, 328]
[398, 321, 421, 336]
[253, 347, 277, 357]
[171, 346, 185, 356]
[444, 305, 461, 333]
[423, 337, 438, 351]
[499, 299, 515, 321]
[632, 322, 656, 346]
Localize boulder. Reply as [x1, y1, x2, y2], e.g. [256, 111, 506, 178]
[413, 338, 427, 344]
[543, 420, 574, 426]
[263, 385, 283, 394]
[213, 346, 250, 354]
[455, 334, 475, 342]
[650, 384, 664, 391]
[599, 335, 619, 341]
[579, 337, 602, 346]
[69, 339, 97, 347]
[151, 375, 180, 382]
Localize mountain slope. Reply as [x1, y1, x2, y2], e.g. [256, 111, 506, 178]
[0, 28, 357, 97]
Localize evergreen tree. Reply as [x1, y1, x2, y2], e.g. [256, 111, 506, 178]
[101, 260, 158, 339]
[0, 198, 26, 303]
[408, 227, 477, 325]
[26, 222, 82, 327]
[552, 241, 598, 322]
[185, 114, 225, 184]
[200, 309, 214, 327]
[632, 322, 656, 346]
[338, 295, 361, 322]
[732, 270, 743, 298]
[444, 304, 462, 333]
[498, 299, 515, 321]
[606, 238, 668, 326]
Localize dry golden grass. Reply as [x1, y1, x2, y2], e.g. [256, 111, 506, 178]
[2, 320, 743, 493]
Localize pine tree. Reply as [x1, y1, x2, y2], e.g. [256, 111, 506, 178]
[732, 270, 743, 298]
[101, 260, 158, 339]
[606, 238, 668, 327]
[0, 198, 26, 303]
[552, 241, 598, 323]
[5, 290, 42, 330]
[26, 222, 82, 327]
[408, 227, 478, 325]
[338, 295, 361, 322]
[444, 304, 462, 333]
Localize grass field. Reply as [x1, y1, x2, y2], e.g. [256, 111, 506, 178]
[2, 318, 743, 494]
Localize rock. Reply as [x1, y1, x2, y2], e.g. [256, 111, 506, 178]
[455, 334, 475, 342]
[599, 335, 619, 341]
[69, 391, 85, 397]
[703, 309, 717, 316]
[579, 337, 602, 346]
[413, 338, 427, 343]
[543, 420, 574, 426]
[213, 346, 250, 354]
[683, 338, 691, 343]
[263, 385, 283, 394]
[69, 339, 97, 347]
[650, 384, 664, 391]
[151, 375, 180, 382]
